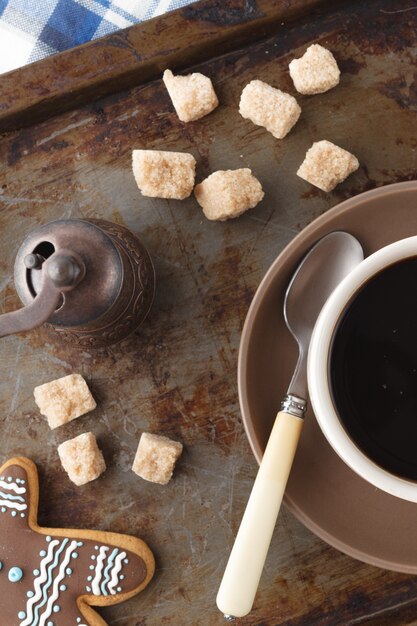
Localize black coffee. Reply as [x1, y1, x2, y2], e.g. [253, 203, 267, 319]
[330, 257, 417, 481]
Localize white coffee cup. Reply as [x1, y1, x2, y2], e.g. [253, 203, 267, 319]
[308, 236, 417, 502]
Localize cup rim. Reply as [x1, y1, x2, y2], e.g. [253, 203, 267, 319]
[308, 235, 417, 502]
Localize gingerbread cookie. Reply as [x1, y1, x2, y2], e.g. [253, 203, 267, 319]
[0, 457, 155, 626]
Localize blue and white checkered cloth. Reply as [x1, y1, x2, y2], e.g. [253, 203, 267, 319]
[0, 0, 195, 74]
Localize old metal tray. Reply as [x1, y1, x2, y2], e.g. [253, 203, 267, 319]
[1, 0, 417, 624]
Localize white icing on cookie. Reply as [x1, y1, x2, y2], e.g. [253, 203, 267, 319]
[91, 546, 109, 596]
[87, 546, 127, 596]
[0, 479, 26, 495]
[38, 539, 78, 626]
[20, 537, 79, 626]
[20, 539, 60, 626]
[0, 498, 27, 512]
[0, 477, 27, 515]
[108, 551, 127, 594]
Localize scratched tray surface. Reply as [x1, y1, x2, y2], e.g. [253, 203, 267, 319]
[0, 1, 417, 625]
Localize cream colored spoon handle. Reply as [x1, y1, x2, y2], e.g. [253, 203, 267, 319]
[216, 410, 303, 619]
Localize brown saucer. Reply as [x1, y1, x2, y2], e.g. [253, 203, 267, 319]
[239, 181, 417, 573]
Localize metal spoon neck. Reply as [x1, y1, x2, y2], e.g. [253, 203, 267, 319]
[281, 394, 307, 418]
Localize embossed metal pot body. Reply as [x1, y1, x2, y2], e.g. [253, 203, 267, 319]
[14, 219, 155, 348]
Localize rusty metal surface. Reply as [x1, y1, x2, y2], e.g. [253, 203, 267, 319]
[0, 0, 417, 624]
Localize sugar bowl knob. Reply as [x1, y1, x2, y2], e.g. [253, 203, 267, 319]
[0, 218, 155, 348]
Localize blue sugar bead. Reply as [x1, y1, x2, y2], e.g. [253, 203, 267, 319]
[8, 567, 23, 582]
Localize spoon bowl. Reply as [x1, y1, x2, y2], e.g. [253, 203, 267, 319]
[285, 232, 364, 398]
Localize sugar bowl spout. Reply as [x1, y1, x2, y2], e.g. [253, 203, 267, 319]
[1, 218, 155, 348]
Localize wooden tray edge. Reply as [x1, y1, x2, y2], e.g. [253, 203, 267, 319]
[0, 0, 336, 133]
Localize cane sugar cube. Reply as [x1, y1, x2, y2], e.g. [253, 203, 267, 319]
[297, 140, 359, 192]
[289, 44, 340, 95]
[34, 374, 96, 430]
[132, 149, 196, 200]
[239, 80, 301, 139]
[163, 69, 219, 122]
[58, 432, 106, 486]
[194, 168, 264, 221]
[132, 433, 183, 485]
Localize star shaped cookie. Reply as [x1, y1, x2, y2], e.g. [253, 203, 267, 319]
[0, 457, 155, 626]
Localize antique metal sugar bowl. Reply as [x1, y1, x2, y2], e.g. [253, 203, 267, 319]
[0, 218, 155, 348]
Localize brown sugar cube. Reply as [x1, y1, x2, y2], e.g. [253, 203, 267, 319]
[194, 168, 264, 221]
[34, 373, 96, 430]
[132, 433, 183, 485]
[163, 69, 219, 122]
[58, 432, 106, 486]
[297, 140, 359, 192]
[132, 149, 196, 200]
[289, 44, 340, 95]
[239, 80, 301, 139]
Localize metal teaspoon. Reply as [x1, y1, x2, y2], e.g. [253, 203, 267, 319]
[217, 231, 364, 619]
